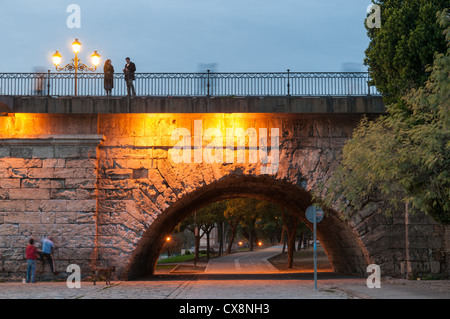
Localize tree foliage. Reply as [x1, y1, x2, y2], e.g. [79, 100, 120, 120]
[254, 201, 284, 244]
[365, 0, 448, 104]
[322, 10, 450, 224]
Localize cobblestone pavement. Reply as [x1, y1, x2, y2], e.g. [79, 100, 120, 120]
[1, 273, 449, 300]
[0, 276, 353, 299]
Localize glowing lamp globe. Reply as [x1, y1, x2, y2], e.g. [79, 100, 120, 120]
[72, 39, 81, 54]
[91, 51, 101, 67]
[52, 51, 62, 66]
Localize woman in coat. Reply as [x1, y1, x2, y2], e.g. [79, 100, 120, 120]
[103, 59, 114, 96]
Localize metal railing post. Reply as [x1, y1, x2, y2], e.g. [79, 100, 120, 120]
[47, 70, 51, 96]
[287, 69, 291, 97]
[207, 69, 210, 97]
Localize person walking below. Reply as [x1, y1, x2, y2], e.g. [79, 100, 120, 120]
[25, 238, 38, 283]
[123, 57, 136, 97]
[39, 236, 58, 275]
[103, 59, 114, 96]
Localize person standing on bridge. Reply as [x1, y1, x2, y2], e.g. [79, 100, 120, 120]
[103, 59, 114, 96]
[123, 57, 136, 97]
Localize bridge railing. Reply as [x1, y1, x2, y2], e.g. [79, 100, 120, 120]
[0, 71, 379, 97]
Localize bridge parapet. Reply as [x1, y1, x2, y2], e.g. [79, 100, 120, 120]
[4, 96, 385, 114]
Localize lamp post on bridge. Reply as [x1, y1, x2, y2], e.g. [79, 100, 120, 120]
[52, 39, 100, 96]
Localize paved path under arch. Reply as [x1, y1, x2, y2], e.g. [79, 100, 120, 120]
[204, 245, 283, 274]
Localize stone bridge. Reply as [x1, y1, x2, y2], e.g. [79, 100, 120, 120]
[0, 96, 448, 280]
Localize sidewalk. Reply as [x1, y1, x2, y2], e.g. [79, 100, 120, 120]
[1, 275, 448, 299]
[334, 278, 450, 299]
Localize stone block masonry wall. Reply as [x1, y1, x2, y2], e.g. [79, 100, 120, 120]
[0, 135, 104, 281]
[346, 201, 450, 278]
[0, 112, 448, 280]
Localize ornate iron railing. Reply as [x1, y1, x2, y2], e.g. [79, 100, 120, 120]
[0, 71, 379, 97]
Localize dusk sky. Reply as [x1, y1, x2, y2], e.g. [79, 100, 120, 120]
[0, 0, 372, 73]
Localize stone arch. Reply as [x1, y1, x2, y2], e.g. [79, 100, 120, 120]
[124, 174, 370, 280]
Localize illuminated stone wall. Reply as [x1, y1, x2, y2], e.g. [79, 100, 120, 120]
[0, 115, 102, 279]
[95, 113, 363, 278]
[0, 113, 448, 280]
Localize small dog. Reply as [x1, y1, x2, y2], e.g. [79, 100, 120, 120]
[93, 266, 115, 285]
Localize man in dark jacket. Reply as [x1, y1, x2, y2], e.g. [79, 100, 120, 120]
[123, 57, 136, 97]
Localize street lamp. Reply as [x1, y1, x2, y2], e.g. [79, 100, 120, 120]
[52, 39, 100, 95]
[165, 236, 172, 257]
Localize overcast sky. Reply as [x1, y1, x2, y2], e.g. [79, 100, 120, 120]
[0, 0, 372, 73]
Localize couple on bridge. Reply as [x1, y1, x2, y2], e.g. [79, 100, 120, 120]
[103, 57, 136, 97]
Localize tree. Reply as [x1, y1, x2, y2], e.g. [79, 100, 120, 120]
[196, 201, 226, 260]
[280, 209, 301, 268]
[296, 223, 310, 251]
[210, 201, 227, 256]
[223, 198, 258, 253]
[254, 201, 284, 245]
[179, 213, 204, 264]
[239, 199, 262, 251]
[321, 11, 450, 224]
[365, 0, 448, 104]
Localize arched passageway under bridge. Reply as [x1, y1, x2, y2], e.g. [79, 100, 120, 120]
[126, 175, 370, 279]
